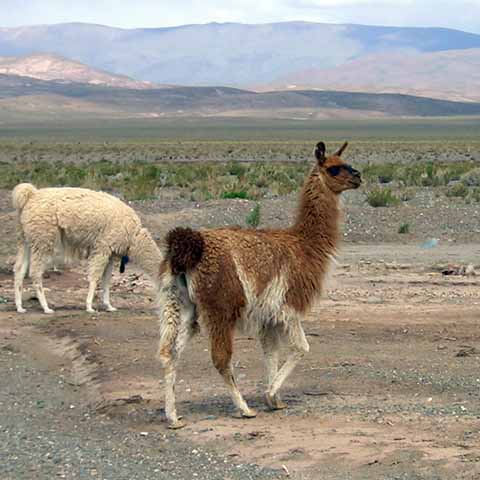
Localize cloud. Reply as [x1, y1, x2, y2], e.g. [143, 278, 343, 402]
[0, 0, 479, 34]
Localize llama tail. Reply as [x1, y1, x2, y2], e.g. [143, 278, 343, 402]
[166, 227, 205, 274]
[12, 183, 38, 212]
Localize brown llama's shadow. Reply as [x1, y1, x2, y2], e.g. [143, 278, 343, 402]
[171, 390, 304, 418]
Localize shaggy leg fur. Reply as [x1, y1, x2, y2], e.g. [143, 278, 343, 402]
[260, 327, 287, 410]
[14, 241, 30, 313]
[211, 326, 256, 419]
[86, 252, 110, 313]
[101, 257, 116, 312]
[158, 280, 197, 429]
[29, 249, 54, 314]
[266, 320, 309, 403]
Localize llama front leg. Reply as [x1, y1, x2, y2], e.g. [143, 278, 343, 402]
[260, 328, 287, 410]
[29, 250, 54, 314]
[211, 326, 256, 419]
[86, 253, 110, 313]
[101, 257, 116, 311]
[267, 320, 309, 404]
[14, 241, 30, 313]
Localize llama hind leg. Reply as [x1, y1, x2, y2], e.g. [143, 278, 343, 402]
[86, 252, 110, 313]
[14, 241, 30, 313]
[211, 326, 256, 419]
[101, 257, 116, 312]
[267, 320, 309, 403]
[260, 328, 286, 410]
[158, 284, 196, 429]
[29, 249, 54, 314]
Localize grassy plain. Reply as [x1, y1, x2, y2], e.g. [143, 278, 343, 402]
[1, 116, 479, 202]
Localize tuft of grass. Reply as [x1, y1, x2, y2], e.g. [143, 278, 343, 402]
[246, 203, 261, 228]
[398, 223, 410, 234]
[220, 190, 250, 200]
[445, 183, 469, 198]
[227, 161, 246, 177]
[470, 187, 480, 202]
[363, 163, 398, 184]
[461, 167, 480, 187]
[398, 188, 415, 202]
[366, 188, 400, 207]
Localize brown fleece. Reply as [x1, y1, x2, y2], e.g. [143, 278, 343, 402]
[162, 142, 360, 370]
[166, 227, 205, 274]
[191, 236, 247, 370]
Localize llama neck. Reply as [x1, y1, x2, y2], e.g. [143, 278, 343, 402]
[292, 173, 340, 257]
[129, 228, 163, 285]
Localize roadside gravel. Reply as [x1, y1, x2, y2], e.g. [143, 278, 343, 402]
[0, 345, 281, 480]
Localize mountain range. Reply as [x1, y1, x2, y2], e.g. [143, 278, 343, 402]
[2, 73, 480, 120]
[278, 48, 480, 102]
[0, 53, 155, 89]
[1, 21, 480, 119]
[1, 21, 480, 99]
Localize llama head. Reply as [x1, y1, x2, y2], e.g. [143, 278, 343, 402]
[314, 141, 361, 194]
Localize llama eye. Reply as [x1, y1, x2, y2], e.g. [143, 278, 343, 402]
[327, 166, 341, 176]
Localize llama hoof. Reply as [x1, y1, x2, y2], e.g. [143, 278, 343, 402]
[86, 308, 97, 314]
[233, 408, 257, 419]
[265, 393, 287, 411]
[106, 306, 117, 312]
[44, 308, 55, 314]
[17, 308, 27, 314]
[243, 408, 257, 418]
[167, 418, 186, 429]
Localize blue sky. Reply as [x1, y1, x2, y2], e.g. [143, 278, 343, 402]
[2, 0, 480, 33]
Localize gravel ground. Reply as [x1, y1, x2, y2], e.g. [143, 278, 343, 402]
[0, 344, 280, 480]
[125, 184, 480, 243]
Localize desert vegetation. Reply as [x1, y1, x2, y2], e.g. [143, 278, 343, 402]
[0, 123, 477, 230]
[3, 154, 480, 204]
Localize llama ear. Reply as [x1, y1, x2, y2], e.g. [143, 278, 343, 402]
[314, 142, 326, 164]
[335, 141, 348, 157]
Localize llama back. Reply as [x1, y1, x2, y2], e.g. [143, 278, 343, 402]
[16, 186, 143, 260]
[165, 226, 320, 331]
[27, 187, 140, 233]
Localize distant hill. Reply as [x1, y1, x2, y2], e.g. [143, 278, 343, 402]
[0, 53, 155, 89]
[1, 21, 480, 90]
[1, 74, 480, 120]
[278, 48, 480, 102]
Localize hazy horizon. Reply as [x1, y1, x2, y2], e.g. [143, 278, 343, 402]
[2, 0, 480, 34]
[2, 19, 480, 36]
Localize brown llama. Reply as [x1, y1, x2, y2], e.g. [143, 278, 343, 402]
[157, 141, 361, 428]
